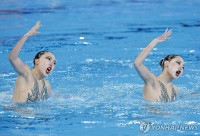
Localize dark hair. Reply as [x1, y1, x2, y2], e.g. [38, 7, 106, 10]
[33, 51, 53, 65]
[160, 55, 180, 70]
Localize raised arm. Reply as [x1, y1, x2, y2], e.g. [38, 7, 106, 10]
[9, 21, 41, 76]
[134, 28, 172, 84]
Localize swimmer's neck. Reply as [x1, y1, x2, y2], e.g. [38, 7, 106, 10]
[157, 71, 173, 84]
[32, 68, 44, 80]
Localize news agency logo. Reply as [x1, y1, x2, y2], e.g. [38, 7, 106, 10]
[139, 122, 198, 134]
[140, 122, 150, 133]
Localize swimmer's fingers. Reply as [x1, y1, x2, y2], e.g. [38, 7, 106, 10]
[32, 21, 41, 32]
[35, 31, 40, 35]
[25, 21, 41, 37]
[156, 28, 172, 42]
[162, 28, 172, 37]
[166, 29, 172, 38]
[166, 37, 172, 40]
[36, 21, 40, 26]
[164, 28, 168, 34]
[35, 21, 42, 30]
[167, 29, 172, 35]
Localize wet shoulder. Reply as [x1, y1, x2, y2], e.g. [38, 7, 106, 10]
[143, 80, 161, 101]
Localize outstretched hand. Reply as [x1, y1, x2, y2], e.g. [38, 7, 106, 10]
[156, 28, 172, 43]
[24, 21, 42, 37]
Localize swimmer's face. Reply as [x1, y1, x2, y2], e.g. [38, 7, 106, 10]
[166, 56, 184, 79]
[35, 52, 56, 77]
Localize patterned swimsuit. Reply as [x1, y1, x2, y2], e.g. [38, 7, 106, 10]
[27, 75, 48, 102]
[158, 80, 176, 102]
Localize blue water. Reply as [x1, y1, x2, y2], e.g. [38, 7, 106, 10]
[0, 0, 200, 135]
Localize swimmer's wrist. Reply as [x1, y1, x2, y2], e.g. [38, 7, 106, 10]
[23, 34, 29, 39]
[24, 32, 31, 38]
[153, 38, 159, 43]
[150, 39, 159, 46]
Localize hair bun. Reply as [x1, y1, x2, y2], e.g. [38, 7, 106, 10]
[160, 59, 164, 68]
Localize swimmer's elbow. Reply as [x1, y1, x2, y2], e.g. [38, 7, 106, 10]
[8, 53, 18, 65]
[134, 60, 141, 68]
[8, 55, 14, 64]
[8, 54, 15, 62]
[8, 54, 12, 61]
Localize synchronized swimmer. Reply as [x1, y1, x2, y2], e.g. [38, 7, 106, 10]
[9, 21, 56, 103]
[9, 22, 184, 103]
[134, 28, 184, 102]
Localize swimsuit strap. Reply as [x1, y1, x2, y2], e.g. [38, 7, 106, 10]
[40, 79, 48, 100]
[158, 80, 177, 102]
[27, 75, 39, 102]
[27, 75, 48, 102]
[158, 80, 170, 102]
[171, 86, 177, 100]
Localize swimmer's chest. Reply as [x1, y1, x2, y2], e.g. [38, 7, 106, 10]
[155, 81, 174, 98]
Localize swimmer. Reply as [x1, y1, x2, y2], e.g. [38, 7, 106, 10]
[134, 28, 184, 102]
[9, 21, 56, 103]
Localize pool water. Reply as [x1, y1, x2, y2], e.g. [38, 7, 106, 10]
[0, 0, 200, 135]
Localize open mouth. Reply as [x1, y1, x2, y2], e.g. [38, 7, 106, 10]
[46, 67, 52, 74]
[176, 70, 181, 77]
